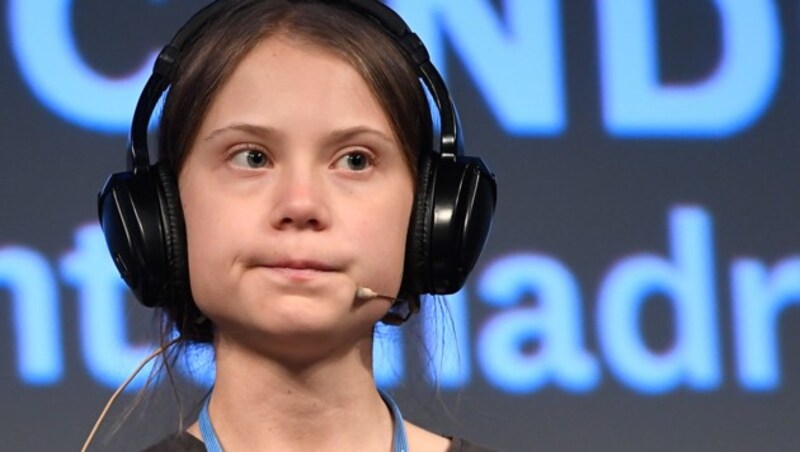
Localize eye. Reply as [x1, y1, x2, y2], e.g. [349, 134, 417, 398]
[334, 151, 373, 171]
[230, 147, 270, 169]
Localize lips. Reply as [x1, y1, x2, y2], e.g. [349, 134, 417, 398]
[265, 259, 338, 272]
[257, 260, 338, 284]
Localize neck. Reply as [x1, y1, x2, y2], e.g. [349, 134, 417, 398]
[193, 333, 394, 451]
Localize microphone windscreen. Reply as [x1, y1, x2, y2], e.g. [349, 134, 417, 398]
[355, 286, 379, 300]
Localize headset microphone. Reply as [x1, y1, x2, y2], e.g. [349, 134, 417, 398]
[355, 286, 382, 300]
[355, 286, 416, 325]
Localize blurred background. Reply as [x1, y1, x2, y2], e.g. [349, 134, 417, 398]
[2, 1, 800, 450]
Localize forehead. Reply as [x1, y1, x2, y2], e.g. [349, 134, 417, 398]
[196, 35, 396, 139]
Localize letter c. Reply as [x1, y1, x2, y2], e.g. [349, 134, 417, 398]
[8, 0, 154, 133]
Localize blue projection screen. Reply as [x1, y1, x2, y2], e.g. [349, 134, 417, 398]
[2, 1, 800, 451]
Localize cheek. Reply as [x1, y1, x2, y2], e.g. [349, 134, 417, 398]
[182, 195, 220, 300]
[353, 185, 414, 294]
[180, 179, 244, 307]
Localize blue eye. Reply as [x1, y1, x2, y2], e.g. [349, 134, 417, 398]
[335, 151, 372, 171]
[231, 148, 269, 168]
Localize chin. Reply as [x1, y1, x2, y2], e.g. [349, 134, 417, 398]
[213, 302, 382, 358]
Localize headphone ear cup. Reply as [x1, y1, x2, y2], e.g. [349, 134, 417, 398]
[97, 161, 191, 309]
[153, 161, 191, 308]
[98, 166, 169, 307]
[403, 151, 497, 296]
[403, 150, 436, 295]
[427, 155, 496, 294]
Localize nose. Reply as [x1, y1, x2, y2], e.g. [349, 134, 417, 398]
[269, 165, 330, 231]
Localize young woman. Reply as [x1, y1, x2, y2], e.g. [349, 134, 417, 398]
[96, 1, 497, 450]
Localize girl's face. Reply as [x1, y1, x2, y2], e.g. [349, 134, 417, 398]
[178, 36, 414, 356]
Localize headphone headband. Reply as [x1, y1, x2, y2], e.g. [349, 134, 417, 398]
[129, 0, 461, 173]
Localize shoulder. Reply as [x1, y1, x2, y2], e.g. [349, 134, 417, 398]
[142, 432, 205, 452]
[448, 436, 500, 452]
[406, 421, 498, 452]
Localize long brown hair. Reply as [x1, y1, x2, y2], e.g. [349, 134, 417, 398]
[157, 0, 433, 345]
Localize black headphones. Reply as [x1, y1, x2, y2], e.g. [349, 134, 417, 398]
[98, 0, 497, 321]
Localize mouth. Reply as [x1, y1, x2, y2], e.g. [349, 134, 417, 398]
[266, 259, 338, 272]
[257, 259, 341, 282]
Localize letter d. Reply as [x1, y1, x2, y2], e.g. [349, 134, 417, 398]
[597, 206, 721, 393]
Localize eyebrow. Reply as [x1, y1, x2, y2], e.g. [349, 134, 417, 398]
[202, 123, 396, 146]
[202, 123, 276, 143]
[326, 125, 396, 145]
